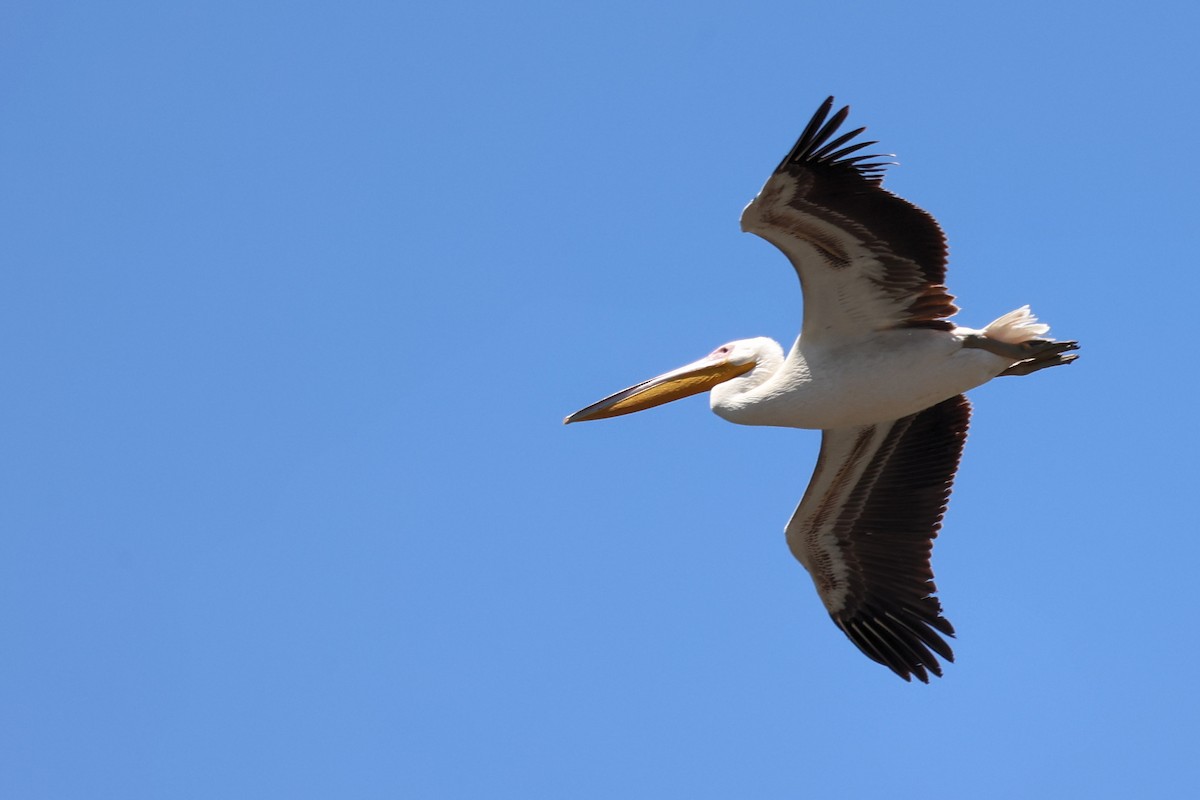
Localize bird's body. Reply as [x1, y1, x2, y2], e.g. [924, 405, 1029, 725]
[565, 98, 1077, 682]
[709, 327, 1005, 430]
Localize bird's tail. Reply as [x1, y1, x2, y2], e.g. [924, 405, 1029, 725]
[982, 305, 1051, 344]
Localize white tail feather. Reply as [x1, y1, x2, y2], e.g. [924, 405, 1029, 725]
[983, 305, 1051, 344]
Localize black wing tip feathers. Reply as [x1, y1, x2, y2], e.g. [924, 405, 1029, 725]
[777, 96, 895, 181]
[835, 606, 956, 683]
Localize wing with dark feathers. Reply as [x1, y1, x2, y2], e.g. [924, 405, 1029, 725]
[740, 97, 958, 341]
[785, 394, 970, 682]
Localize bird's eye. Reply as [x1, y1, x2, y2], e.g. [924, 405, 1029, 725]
[713, 345, 732, 357]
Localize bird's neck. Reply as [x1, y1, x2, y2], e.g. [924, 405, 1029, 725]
[709, 340, 788, 425]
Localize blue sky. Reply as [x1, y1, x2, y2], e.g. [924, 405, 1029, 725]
[4, 1, 1199, 797]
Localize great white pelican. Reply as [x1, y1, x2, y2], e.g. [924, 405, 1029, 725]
[565, 97, 1078, 682]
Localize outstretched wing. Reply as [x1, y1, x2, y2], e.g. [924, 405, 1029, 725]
[740, 97, 957, 342]
[785, 395, 970, 682]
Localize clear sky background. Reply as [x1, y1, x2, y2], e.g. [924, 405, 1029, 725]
[4, 1, 1199, 797]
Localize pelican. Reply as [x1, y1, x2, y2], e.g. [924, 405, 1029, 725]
[565, 97, 1078, 682]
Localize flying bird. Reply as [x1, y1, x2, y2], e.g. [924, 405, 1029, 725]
[564, 97, 1078, 682]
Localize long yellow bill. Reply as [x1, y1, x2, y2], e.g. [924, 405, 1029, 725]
[564, 352, 754, 424]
